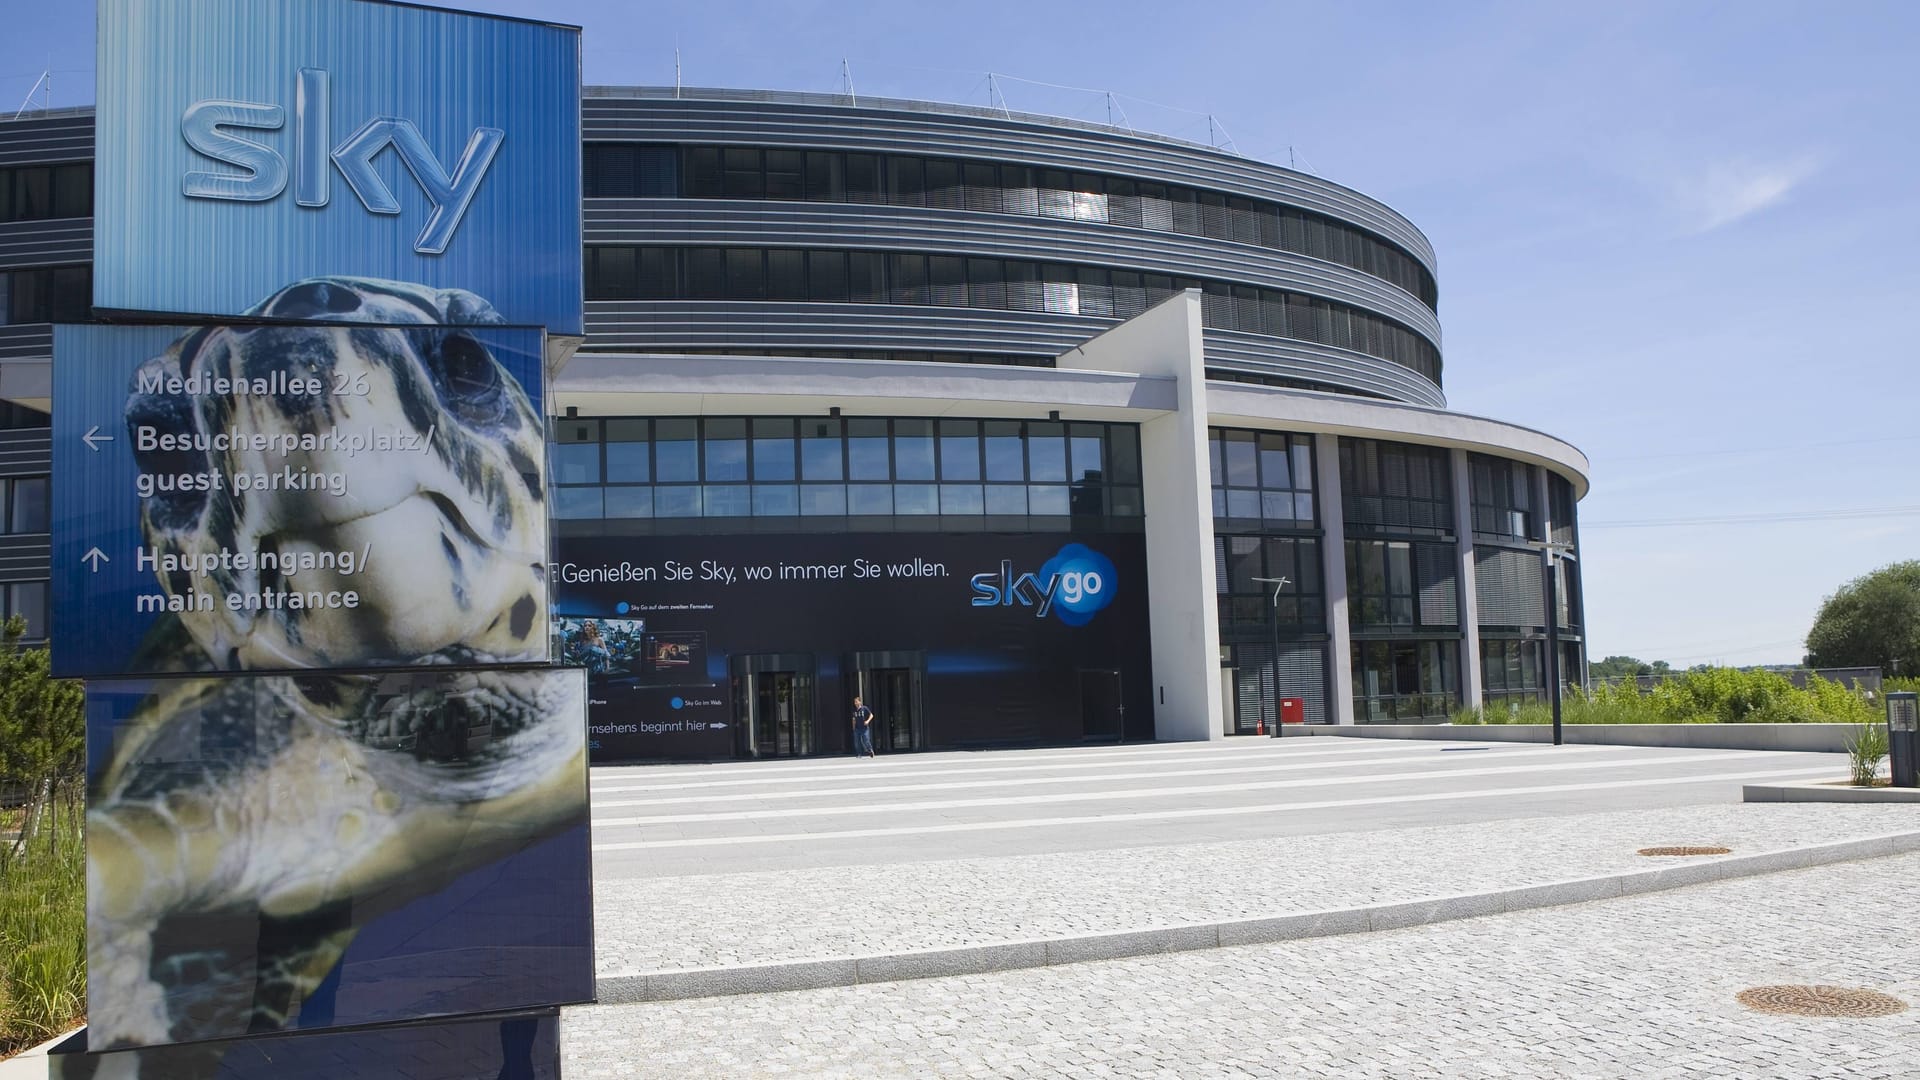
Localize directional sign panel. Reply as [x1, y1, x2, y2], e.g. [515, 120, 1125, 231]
[52, 320, 551, 678]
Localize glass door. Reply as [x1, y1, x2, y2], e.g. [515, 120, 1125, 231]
[753, 671, 814, 757]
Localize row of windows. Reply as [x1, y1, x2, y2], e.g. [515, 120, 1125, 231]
[0, 162, 90, 224]
[583, 246, 1442, 385]
[608, 346, 1053, 368]
[548, 416, 1143, 525]
[0, 265, 90, 325]
[0, 476, 47, 534]
[584, 143, 1437, 307]
[1340, 438, 1454, 537]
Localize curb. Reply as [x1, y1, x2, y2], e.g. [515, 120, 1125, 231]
[1744, 782, 1920, 803]
[595, 828, 1920, 1005]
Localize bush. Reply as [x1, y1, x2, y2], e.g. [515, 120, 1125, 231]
[1846, 722, 1890, 787]
[1885, 676, 1920, 695]
[0, 810, 85, 1056]
[1450, 669, 1877, 726]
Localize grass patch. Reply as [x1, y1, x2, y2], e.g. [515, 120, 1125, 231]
[0, 809, 85, 1058]
[1453, 669, 1880, 726]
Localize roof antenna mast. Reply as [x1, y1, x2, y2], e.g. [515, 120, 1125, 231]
[842, 59, 856, 106]
[674, 41, 682, 98]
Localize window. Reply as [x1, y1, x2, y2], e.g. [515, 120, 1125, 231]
[1340, 438, 1452, 537]
[2, 266, 91, 325]
[1211, 428, 1315, 528]
[1352, 639, 1457, 722]
[1470, 454, 1534, 540]
[2, 476, 48, 533]
[583, 144, 677, 198]
[1481, 638, 1544, 707]
[3, 581, 46, 640]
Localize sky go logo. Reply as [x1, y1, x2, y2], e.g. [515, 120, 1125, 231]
[179, 69, 502, 255]
[969, 544, 1118, 626]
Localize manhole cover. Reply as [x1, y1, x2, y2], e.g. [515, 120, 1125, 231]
[1737, 985, 1908, 1018]
[1636, 846, 1732, 856]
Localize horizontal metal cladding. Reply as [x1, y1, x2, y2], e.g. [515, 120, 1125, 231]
[581, 300, 1445, 406]
[0, 428, 49, 475]
[582, 92, 1437, 274]
[0, 325, 51, 363]
[1200, 331, 1446, 407]
[0, 218, 90, 268]
[583, 200, 1441, 345]
[0, 111, 94, 168]
[585, 299, 1113, 357]
[0, 533, 49, 583]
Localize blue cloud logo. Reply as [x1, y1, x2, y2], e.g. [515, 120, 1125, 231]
[1038, 544, 1118, 626]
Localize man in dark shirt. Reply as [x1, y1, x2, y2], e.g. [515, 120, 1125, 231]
[852, 696, 875, 758]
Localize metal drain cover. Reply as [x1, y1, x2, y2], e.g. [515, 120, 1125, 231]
[1737, 985, 1908, 1018]
[1636, 845, 1732, 856]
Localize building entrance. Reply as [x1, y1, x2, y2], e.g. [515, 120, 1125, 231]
[1079, 669, 1124, 743]
[849, 651, 924, 753]
[731, 654, 816, 757]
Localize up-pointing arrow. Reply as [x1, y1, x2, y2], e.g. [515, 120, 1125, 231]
[82, 547, 109, 571]
[83, 426, 114, 451]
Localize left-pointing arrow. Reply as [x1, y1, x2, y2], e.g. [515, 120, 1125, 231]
[82, 547, 109, 571]
[82, 426, 114, 451]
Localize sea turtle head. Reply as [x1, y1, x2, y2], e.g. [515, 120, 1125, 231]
[124, 277, 549, 670]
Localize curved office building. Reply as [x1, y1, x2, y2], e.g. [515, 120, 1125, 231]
[0, 87, 1589, 760]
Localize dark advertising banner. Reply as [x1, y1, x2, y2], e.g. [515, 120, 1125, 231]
[81, 668, 592, 1052]
[93, 0, 584, 334]
[51, 316, 550, 678]
[554, 532, 1153, 761]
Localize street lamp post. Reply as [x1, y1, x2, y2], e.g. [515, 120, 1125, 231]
[1527, 542, 1575, 747]
[1252, 576, 1290, 736]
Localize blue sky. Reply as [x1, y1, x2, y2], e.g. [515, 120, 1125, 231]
[7, 1, 1916, 667]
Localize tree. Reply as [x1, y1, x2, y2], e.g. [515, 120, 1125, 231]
[1590, 655, 1652, 679]
[0, 615, 85, 851]
[1805, 561, 1920, 675]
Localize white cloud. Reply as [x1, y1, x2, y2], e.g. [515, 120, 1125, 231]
[1683, 156, 1822, 232]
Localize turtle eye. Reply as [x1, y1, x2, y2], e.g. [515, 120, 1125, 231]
[432, 332, 507, 425]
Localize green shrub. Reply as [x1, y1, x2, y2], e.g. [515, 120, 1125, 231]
[0, 803, 85, 1056]
[1885, 676, 1920, 695]
[1449, 669, 1879, 727]
[1846, 722, 1890, 786]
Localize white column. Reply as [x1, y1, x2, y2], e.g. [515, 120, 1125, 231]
[1314, 433, 1355, 726]
[1061, 291, 1222, 741]
[1451, 449, 1483, 711]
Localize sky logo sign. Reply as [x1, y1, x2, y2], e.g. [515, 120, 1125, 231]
[970, 544, 1118, 625]
[180, 69, 502, 255]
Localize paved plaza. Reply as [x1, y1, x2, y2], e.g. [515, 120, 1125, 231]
[565, 851, 1920, 1078]
[566, 738, 1920, 1076]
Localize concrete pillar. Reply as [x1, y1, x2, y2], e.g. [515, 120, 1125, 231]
[1314, 433, 1355, 726]
[1062, 291, 1223, 741]
[1451, 449, 1484, 711]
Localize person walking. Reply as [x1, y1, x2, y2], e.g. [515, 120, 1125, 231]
[851, 696, 875, 758]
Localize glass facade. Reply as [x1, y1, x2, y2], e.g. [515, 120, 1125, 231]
[583, 245, 1441, 384]
[1340, 437, 1461, 722]
[549, 415, 1143, 534]
[1209, 427, 1329, 729]
[582, 143, 1438, 308]
[1469, 453, 1534, 542]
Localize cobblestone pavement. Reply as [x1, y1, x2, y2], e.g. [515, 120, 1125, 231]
[565, 851, 1920, 1078]
[594, 802, 1918, 976]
